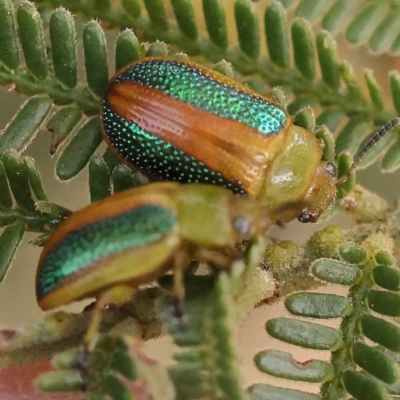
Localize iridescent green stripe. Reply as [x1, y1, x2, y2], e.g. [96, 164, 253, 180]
[114, 59, 287, 135]
[36, 204, 177, 298]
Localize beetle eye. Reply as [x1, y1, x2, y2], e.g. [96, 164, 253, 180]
[326, 163, 336, 177]
[298, 213, 313, 223]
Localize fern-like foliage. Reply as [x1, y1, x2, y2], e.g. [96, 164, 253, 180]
[32, 0, 400, 56]
[159, 238, 269, 400]
[1, 1, 400, 400]
[36, 333, 177, 400]
[286, 0, 400, 55]
[160, 275, 246, 400]
[252, 209, 400, 400]
[0, 149, 70, 279]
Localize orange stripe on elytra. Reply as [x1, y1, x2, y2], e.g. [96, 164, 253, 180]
[107, 81, 286, 196]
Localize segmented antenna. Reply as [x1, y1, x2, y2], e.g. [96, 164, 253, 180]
[337, 117, 400, 185]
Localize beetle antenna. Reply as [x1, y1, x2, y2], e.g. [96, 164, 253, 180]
[337, 117, 400, 185]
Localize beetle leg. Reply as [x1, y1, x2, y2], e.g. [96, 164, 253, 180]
[84, 284, 136, 350]
[169, 251, 193, 323]
[75, 285, 137, 386]
[172, 251, 190, 301]
[195, 248, 239, 270]
[172, 296, 184, 320]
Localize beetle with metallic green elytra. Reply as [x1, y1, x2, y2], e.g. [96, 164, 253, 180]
[102, 57, 338, 223]
[36, 182, 269, 342]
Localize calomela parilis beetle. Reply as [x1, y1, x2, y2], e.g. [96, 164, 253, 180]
[102, 57, 339, 224]
[36, 182, 269, 343]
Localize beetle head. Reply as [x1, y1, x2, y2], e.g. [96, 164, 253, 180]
[297, 161, 337, 223]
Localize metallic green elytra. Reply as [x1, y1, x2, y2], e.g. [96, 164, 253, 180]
[36, 204, 177, 300]
[105, 58, 286, 132]
[102, 57, 338, 223]
[102, 57, 287, 195]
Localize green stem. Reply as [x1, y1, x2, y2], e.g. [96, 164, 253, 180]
[321, 263, 374, 399]
[0, 205, 71, 233]
[0, 68, 99, 114]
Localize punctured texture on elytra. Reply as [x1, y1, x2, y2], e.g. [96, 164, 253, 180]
[102, 58, 287, 194]
[36, 204, 177, 301]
